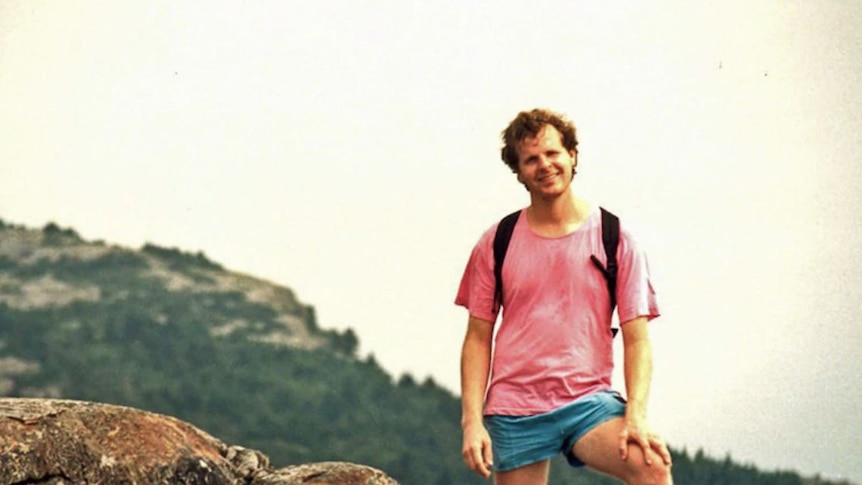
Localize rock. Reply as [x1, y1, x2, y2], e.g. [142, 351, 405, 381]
[253, 462, 400, 485]
[0, 398, 399, 485]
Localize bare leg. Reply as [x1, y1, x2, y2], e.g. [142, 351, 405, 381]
[495, 459, 550, 485]
[573, 417, 673, 485]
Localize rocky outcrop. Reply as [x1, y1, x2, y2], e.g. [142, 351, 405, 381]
[0, 398, 399, 485]
[253, 462, 401, 485]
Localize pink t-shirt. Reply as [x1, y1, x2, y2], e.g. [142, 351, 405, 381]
[455, 206, 660, 416]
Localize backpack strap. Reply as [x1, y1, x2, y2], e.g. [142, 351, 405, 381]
[590, 207, 621, 336]
[492, 210, 521, 314]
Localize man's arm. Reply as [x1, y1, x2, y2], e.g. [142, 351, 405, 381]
[619, 316, 672, 466]
[460, 315, 494, 478]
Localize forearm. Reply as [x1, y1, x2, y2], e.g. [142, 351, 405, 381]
[623, 327, 654, 423]
[460, 332, 492, 428]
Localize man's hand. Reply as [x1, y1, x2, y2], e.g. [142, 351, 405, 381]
[462, 421, 493, 478]
[618, 418, 672, 466]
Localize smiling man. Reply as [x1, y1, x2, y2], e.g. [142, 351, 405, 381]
[455, 108, 673, 485]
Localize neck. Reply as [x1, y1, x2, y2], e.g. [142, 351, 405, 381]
[526, 189, 590, 236]
[528, 188, 582, 221]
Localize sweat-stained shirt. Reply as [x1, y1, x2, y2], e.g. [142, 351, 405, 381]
[455, 205, 660, 416]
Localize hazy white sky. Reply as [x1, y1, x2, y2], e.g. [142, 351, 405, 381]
[2, 1, 861, 482]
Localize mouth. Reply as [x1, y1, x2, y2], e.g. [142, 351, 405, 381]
[537, 172, 560, 184]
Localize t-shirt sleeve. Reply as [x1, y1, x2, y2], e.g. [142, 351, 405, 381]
[616, 225, 661, 324]
[454, 226, 499, 323]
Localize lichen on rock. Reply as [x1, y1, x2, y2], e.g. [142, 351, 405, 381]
[0, 398, 399, 485]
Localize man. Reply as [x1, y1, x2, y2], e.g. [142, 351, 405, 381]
[455, 108, 673, 484]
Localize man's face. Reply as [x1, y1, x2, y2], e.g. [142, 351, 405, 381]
[515, 125, 577, 198]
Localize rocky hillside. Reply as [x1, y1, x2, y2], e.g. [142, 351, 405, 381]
[0, 220, 367, 396]
[0, 220, 335, 351]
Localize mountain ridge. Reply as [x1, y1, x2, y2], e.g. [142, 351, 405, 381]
[0, 219, 335, 351]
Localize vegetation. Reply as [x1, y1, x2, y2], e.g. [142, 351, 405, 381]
[142, 243, 223, 271]
[0, 218, 852, 485]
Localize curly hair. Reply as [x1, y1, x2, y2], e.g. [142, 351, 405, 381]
[500, 108, 578, 173]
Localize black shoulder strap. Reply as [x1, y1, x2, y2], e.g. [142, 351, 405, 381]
[600, 207, 620, 311]
[590, 207, 620, 337]
[492, 210, 521, 313]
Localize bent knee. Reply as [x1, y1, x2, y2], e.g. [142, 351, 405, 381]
[624, 461, 672, 485]
[620, 447, 672, 485]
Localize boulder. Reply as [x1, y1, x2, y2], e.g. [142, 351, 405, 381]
[0, 398, 399, 485]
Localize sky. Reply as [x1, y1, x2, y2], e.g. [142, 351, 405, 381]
[2, 1, 861, 482]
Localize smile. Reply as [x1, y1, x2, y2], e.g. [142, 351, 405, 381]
[537, 172, 559, 183]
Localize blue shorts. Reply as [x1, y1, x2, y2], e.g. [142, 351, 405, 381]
[483, 390, 626, 472]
